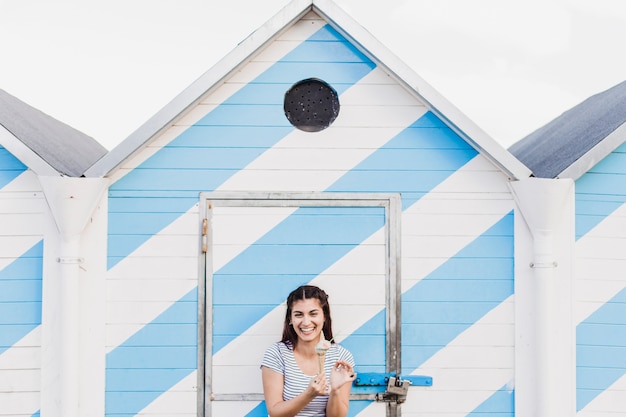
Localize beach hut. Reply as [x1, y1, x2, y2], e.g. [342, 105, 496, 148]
[0, 89, 108, 417]
[5, 0, 600, 416]
[510, 80, 626, 417]
[82, 0, 542, 416]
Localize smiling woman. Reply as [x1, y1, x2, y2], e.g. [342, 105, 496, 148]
[261, 285, 356, 417]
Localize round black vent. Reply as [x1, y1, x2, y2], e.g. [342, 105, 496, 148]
[284, 78, 340, 132]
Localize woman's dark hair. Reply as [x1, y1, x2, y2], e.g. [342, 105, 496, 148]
[281, 285, 334, 348]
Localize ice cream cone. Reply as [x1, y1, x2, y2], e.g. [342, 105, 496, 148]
[315, 331, 331, 375]
[318, 352, 326, 374]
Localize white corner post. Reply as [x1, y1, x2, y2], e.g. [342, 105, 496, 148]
[509, 177, 576, 417]
[39, 176, 109, 417]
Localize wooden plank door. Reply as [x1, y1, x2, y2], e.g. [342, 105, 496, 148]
[200, 192, 400, 417]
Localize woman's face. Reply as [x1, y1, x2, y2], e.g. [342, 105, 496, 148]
[290, 297, 325, 343]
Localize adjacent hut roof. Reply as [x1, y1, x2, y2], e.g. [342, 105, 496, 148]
[509, 80, 626, 179]
[0, 89, 107, 177]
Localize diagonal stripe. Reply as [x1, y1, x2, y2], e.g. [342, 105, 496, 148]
[576, 287, 626, 411]
[399, 213, 514, 369]
[574, 141, 626, 240]
[328, 112, 477, 209]
[105, 289, 197, 416]
[0, 146, 27, 189]
[0, 241, 43, 355]
[107, 24, 376, 270]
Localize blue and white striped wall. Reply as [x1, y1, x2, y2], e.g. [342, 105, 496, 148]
[104, 10, 517, 417]
[574, 141, 626, 415]
[2, 5, 624, 417]
[0, 145, 43, 417]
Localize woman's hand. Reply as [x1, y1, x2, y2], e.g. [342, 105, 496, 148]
[309, 374, 329, 396]
[329, 361, 356, 391]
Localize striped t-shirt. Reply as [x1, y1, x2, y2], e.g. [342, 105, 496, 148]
[261, 341, 355, 417]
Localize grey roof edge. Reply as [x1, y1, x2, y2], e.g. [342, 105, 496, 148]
[84, 0, 314, 178]
[509, 80, 626, 179]
[0, 89, 108, 177]
[558, 121, 626, 180]
[0, 123, 58, 176]
[85, 0, 532, 181]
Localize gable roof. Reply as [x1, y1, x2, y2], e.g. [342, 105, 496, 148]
[84, 0, 531, 180]
[0, 89, 107, 177]
[509, 80, 626, 179]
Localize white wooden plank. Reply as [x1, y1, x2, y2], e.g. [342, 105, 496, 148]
[402, 235, 481, 258]
[0, 213, 43, 235]
[213, 365, 262, 394]
[409, 368, 512, 392]
[107, 256, 198, 280]
[0, 194, 44, 214]
[274, 127, 407, 149]
[339, 83, 422, 106]
[107, 278, 198, 302]
[123, 235, 199, 257]
[0, 171, 41, 193]
[0, 347, 40, 371]
[333, 104, 425, 128]
[211, 401, 260, 417]
[403, 213, 512, 237]
[355, 67, 396, 85]
[219, 170, 346, 192]
[0, 369, 39, 391]
[242, 148, 385, 170]
[576, 235, 626, 259]
[0, 392, 40, 417]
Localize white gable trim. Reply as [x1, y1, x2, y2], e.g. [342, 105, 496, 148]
[85, 0, 532, 181]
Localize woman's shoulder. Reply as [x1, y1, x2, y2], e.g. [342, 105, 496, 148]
[261, 341, 293, 371]
[265, 340, 293, 355]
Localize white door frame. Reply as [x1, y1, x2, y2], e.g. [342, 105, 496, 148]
[197, 191, 402, 417]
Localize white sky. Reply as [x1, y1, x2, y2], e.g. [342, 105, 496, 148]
[1, 0, 625, 150]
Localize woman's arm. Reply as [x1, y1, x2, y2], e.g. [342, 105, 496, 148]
[325, 361, 356, 417]
[261, 366, 325, 417]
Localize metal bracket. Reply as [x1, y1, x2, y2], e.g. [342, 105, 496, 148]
[352, 372, 432, 404]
